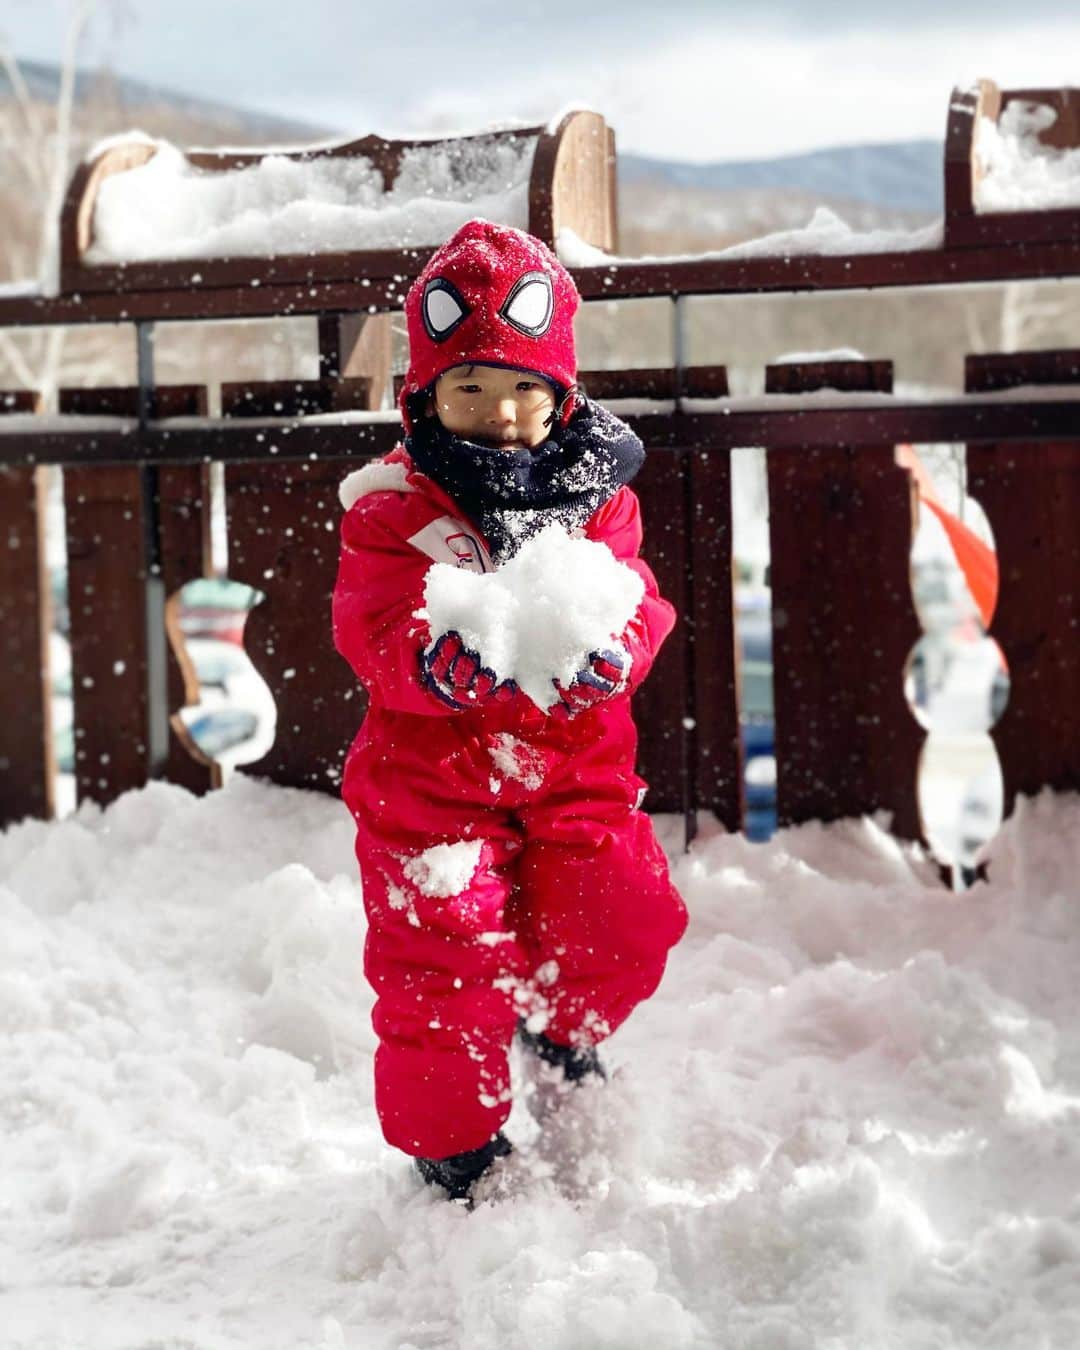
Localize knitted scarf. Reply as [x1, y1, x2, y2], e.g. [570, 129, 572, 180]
[405, 396, 645, 564]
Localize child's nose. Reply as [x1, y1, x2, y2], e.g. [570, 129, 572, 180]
[490, 397, 518, 424]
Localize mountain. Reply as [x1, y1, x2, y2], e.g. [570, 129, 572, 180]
[4, 60, 942, 215]
[0, 58, 332, 144]
[620, 140, 942, 216]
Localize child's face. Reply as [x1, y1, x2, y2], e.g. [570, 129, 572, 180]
[431, 365, 557, 451]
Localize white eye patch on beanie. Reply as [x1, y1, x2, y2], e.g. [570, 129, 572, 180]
[421, 270, 555, 343]
[422, 277, 469, 341]
[499, 272, 553, 337]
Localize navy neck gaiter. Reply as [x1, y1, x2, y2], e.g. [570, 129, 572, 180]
[405, 396, 645, 564]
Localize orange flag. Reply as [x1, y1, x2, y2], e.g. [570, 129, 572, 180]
[896, 444, 999, 629]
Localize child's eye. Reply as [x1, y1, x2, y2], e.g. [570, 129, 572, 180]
[458, 384, 482, 394]
[516, 381, 539, 392]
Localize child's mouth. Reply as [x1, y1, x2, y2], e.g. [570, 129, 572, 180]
[475, 435, 525, 451]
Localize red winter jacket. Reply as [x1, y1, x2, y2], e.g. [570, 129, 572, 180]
[333, 445, 675, 793]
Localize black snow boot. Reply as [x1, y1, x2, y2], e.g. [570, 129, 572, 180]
[415, 1131, 512, 1202]
[518, 1023, 607, 1085]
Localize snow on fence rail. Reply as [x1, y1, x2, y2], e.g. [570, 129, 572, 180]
[57, 112, 617, 297]
[1, 85, 1079, 873]
[946, 80, 1080, 246]
[3, 360, 1079, 860]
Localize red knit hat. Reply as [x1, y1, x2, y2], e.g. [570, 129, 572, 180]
[400, 219, 580, 432]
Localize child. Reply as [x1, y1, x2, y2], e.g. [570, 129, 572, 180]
[333, 219, 688, 1201]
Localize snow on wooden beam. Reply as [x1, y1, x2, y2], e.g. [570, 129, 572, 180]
[54, 114, 615, 300]
[945, 79, 1080, 249]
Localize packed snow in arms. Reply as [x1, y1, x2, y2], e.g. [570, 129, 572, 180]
[975, 101, 1080, 213]
[419, 523, 644, 709]
[5, 776, 1080, 1348]
[83, 134, 536, 264]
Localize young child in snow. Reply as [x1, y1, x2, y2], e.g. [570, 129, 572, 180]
[333, 219, 687, 1201]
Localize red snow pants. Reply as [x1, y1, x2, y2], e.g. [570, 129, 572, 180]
[343, 703, 688, 1159]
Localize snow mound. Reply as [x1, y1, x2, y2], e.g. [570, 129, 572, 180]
[975, 101, 1080, 214]
[5, 778, 1080, 1347]
[420, 522, 645, 709]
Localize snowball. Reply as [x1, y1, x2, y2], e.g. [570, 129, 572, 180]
[403, 839, 484, 898]
[420, 523, 644, 709]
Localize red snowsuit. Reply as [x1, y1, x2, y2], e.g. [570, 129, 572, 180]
[333, 445, 688, 1159]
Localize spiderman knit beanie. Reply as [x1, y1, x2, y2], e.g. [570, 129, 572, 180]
[401, 219, 580, 431]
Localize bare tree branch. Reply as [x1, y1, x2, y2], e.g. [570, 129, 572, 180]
[0, 328, 41, 389]
[0, 43, 46, 195]
[38, 0, 99, 293]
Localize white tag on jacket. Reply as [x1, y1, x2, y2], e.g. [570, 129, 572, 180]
[407, 516, 494, 573]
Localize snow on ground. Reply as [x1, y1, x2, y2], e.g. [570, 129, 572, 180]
[4, 778, 1080, 1348]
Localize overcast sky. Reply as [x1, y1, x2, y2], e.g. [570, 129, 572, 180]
[5, 0, 1079, 161]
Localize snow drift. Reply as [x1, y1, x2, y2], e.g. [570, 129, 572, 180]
[4, 778, 1080, 1348]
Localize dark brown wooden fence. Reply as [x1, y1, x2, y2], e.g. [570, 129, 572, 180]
[1, 80, 1079, 870]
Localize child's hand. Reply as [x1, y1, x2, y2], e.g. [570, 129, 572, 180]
[549, 647, 629, 721]
[421, 631, 517, 711]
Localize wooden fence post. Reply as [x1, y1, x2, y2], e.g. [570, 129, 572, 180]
[60, 386, 213, 805]
[631, 447, 692, 816]
[765, 360, 924, 839]
[966, 350, 1080, 813]
[317, 314, 392, 408]
[583, 366, 742, 834]
[222, 387, 370, 794]
[0, 391, 52, 826]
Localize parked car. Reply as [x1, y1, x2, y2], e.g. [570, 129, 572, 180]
[50, 631, 74, 776]
[184, 637, 254, 692]
[956, 759, 1005, 881]
[177, 578, 261, 645]
[736, 603, 776, 842]
[177, 637, 277, 773]
[53, 710, 74, 775]
[184, 708, 259, 760]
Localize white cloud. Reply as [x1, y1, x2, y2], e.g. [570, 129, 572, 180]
[7, 0, 1079, 161]
[381, 22, 1080, 161]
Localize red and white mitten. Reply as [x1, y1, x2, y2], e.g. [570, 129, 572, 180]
[549, 646, 629, 721]
[421, 631, 517, 710]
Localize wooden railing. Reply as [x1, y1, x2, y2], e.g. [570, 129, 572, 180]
[1, 82, 1078, 866]
[4, 365, 1079, 845]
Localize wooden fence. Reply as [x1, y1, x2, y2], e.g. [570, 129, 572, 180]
[1, 83, 1079, 865]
